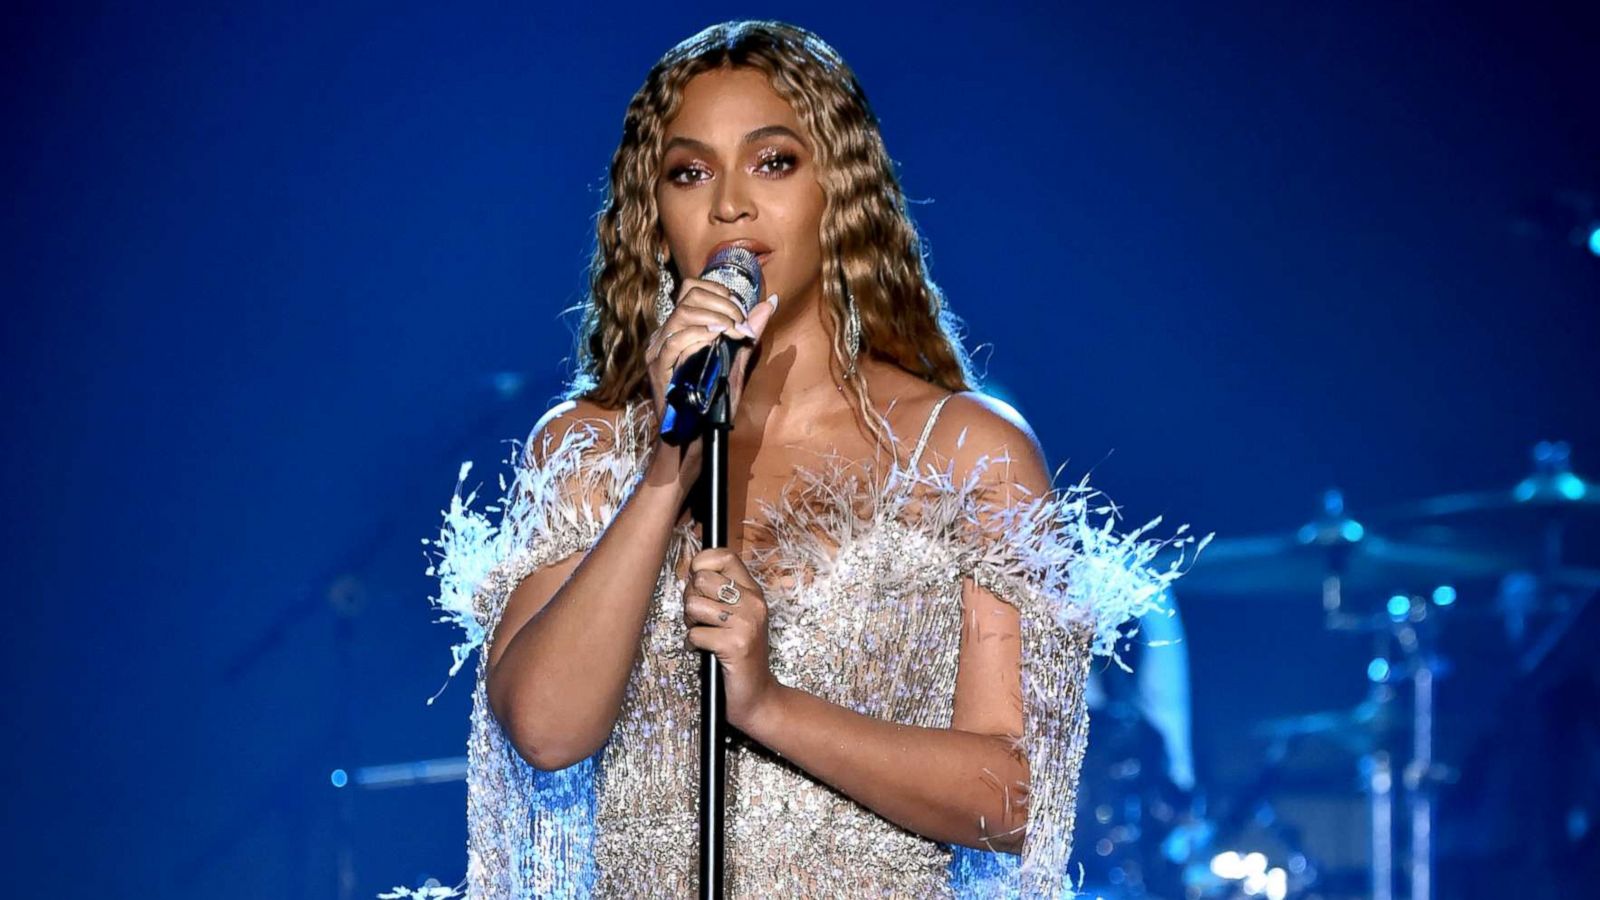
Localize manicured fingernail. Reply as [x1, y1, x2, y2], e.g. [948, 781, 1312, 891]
[706, 322, 728, 333]
[767, 293, 779, 308]
[737, 321, 758, 339]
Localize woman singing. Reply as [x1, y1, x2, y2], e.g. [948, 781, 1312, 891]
[411, 19, 1201, 899]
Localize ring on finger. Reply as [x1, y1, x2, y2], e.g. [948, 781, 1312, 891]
[716, 579, 742, 605]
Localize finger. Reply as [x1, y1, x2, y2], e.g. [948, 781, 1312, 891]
[691, 569, 732, 593]
[719, 292, 776, 346]
[675, 281, 749, 325]
[683, 594, 741, 627]
[694, 568, 761, 602]
[690, 547, 745, 573]
[744, 294, 777, 339]
[685, 567, 754, 612]
[678, 276, 732, 300]
[661, 327, 723, 361]
[685, 624, 731, 655]
[647, 325, 713, 369]
[677, 281, 765, 340]
[729, 315, 761, 377]
[686, 620, 753, 654]
[660, 304, 738, 336]
[657, 328, 723, 373]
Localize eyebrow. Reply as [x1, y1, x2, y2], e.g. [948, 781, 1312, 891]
[663, 124, 807, 154]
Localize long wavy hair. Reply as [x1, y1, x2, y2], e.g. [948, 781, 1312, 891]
[562, 20, 981, 452]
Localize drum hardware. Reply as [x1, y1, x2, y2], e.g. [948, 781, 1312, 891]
[1185, 735, 1322, 900]
[1073, 699, 1193, 898]
[1166, 488, 1526, 618]
[1165, 440, 1597, 899]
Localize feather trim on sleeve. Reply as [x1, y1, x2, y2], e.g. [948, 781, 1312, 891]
[956, 460, 1210, 660]
[942, 453, 1211, 898]
[386, 399, 657, 900]
[734, 445, 1208, 898]
[421, 398, 655, 689]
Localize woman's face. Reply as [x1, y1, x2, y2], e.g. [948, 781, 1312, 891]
[655, 66, 825, 312]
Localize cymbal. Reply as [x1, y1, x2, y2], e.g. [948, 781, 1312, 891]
[1163, 526, 1527, 597]
[1371, 485, 1599, 522]
[1252, 700, 1398, 753]
[1370, 440, 1598, 523]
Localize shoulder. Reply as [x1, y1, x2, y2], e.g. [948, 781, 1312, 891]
[927, 390, 1054, 499]
[521, 396, 637, 466]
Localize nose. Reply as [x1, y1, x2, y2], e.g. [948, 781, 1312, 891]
[711, 170, 754, 224]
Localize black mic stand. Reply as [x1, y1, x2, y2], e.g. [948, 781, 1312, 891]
[697, 380, 731, 900]
[660, 243, 762, 898]
[662, 338, 735, 899]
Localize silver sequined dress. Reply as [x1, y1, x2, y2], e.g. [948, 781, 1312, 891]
[421, 394, 1204, 899]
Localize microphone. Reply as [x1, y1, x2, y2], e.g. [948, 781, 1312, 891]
[660, 246, 764, 446]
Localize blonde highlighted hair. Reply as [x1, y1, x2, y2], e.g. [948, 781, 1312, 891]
[562, 19, 981, 450]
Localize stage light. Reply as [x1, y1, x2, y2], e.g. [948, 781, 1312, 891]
[1386, 594, 1411, 619]
[1211, 851, 1245, 879]
[1368, 657, 1391, 682]
[1432, 585, 1457, 607]
[1588, 224, 1600, 257]
[1266, 867, 1289, 900]
[331, 768, 349, 788]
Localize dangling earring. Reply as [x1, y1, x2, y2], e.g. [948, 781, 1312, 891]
[842, 284, 862, 379]
[654, 250, 676, 325]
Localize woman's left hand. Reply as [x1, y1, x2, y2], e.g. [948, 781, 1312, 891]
[684, 547, 781, 732]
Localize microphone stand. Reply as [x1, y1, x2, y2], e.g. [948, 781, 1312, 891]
[661, 245, 761, 898]
[666, 338, 734, 899]
[696, 379, 731, 899]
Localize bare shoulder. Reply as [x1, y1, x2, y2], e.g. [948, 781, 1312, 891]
[929, 390, 1053, 497]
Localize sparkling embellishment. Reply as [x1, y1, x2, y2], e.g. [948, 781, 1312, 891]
[414, 393, 1208, 899]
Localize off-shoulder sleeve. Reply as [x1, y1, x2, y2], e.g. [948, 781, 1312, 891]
[385, 402, 654, 900]
[946, 460, 1210, 898]
[423, 399, 654, 685]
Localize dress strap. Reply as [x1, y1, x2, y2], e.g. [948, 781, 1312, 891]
[906, 393, 954, 473]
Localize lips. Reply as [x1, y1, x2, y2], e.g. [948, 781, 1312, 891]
[706, 239, 774, 271]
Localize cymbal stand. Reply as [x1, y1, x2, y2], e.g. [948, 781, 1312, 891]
[1360, 590, 1447, 900]
[1362, 748, 1394, 900]
[1310, 488, 1449, 900]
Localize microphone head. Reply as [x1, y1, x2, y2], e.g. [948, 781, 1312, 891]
[700, 246, 764, 313]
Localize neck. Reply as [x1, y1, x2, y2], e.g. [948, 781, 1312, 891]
[735, 282, 852, 429]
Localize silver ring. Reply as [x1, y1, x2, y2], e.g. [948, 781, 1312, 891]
[716, 581, 741, 605]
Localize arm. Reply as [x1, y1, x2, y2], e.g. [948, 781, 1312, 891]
[740, 392, 1055, 854]
[742, 573, 1030, 852]
[486, 401, 691, 771]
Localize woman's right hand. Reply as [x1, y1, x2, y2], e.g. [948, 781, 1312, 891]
[644, 275, 778, 493]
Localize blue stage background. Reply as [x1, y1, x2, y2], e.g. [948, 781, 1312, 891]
[3, 2, 1595, 896]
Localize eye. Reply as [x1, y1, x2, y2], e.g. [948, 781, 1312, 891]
[663, 148, 798, 187]
[665, 162, 709, 185]
[755, 149, 798, 176]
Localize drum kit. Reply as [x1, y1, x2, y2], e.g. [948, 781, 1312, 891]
[1074, 440, 1600, 900]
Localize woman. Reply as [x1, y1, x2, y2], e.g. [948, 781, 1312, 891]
[412, 19, 1203, 899]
